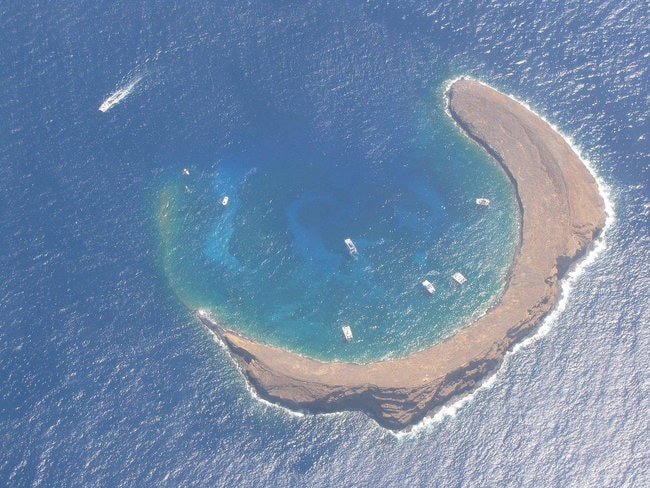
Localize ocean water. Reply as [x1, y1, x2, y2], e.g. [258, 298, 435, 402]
[157, 75, 518, 361]
[1, 1, 648, 487]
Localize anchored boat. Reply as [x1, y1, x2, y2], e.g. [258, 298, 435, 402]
[422, 280, 436, 294]
[452, 272, 467, 285]
[341, 325, 354, 341]
[344, 238, 358, 258]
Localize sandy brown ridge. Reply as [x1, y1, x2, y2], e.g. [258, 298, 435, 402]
[196, 78, 606, 430]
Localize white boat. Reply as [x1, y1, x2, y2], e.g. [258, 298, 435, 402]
[98, 76, 142, 112]
[221, 196, 229, 206]
[344, 238, 358, 257]
[452, 272, 467, 285]
[422, 280, 436, 294]
[475, 197, 490, 206]
[183, 168, 190, 175]
[341, 325, 354, 341]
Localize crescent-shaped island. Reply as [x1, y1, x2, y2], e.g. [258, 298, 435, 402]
[196, 78, 606, 430]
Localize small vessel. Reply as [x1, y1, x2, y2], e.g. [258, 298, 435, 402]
[452, 272, 467, 285]
[221, 196, 229, 206]
[475, 197, 490, 206]
[183, 168, 190, 175]
[344, 238, 358, 258]
[99, 76, 142, 113]
[422, 280, 436, 294]
[341, 325, 354, 341]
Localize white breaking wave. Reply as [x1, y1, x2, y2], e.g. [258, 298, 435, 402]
[98, 75, 143, 112]
[196, 309, 307, 418]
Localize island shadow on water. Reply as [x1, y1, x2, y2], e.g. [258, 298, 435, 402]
[162, 78, 606, 430]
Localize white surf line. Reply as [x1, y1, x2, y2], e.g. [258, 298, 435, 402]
[392, 80, 616, 439]
[196, 308, 307, 419]
[197, 309, 374, 423]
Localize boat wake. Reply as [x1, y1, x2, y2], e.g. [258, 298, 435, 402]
[98, 75, 143, 112]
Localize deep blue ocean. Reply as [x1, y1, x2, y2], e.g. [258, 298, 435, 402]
[1, 1, 648, 486]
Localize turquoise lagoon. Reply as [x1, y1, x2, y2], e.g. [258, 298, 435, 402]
[158, 85, 518, 362]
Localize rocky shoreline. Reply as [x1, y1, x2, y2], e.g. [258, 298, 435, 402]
[196, 78, 606, 431]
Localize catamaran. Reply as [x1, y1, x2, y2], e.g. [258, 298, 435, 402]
[341, 325, 354, 341]
[452, 272, 467, 285]
[422, 280, 436, 294]
[344, 238, 358, 258]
